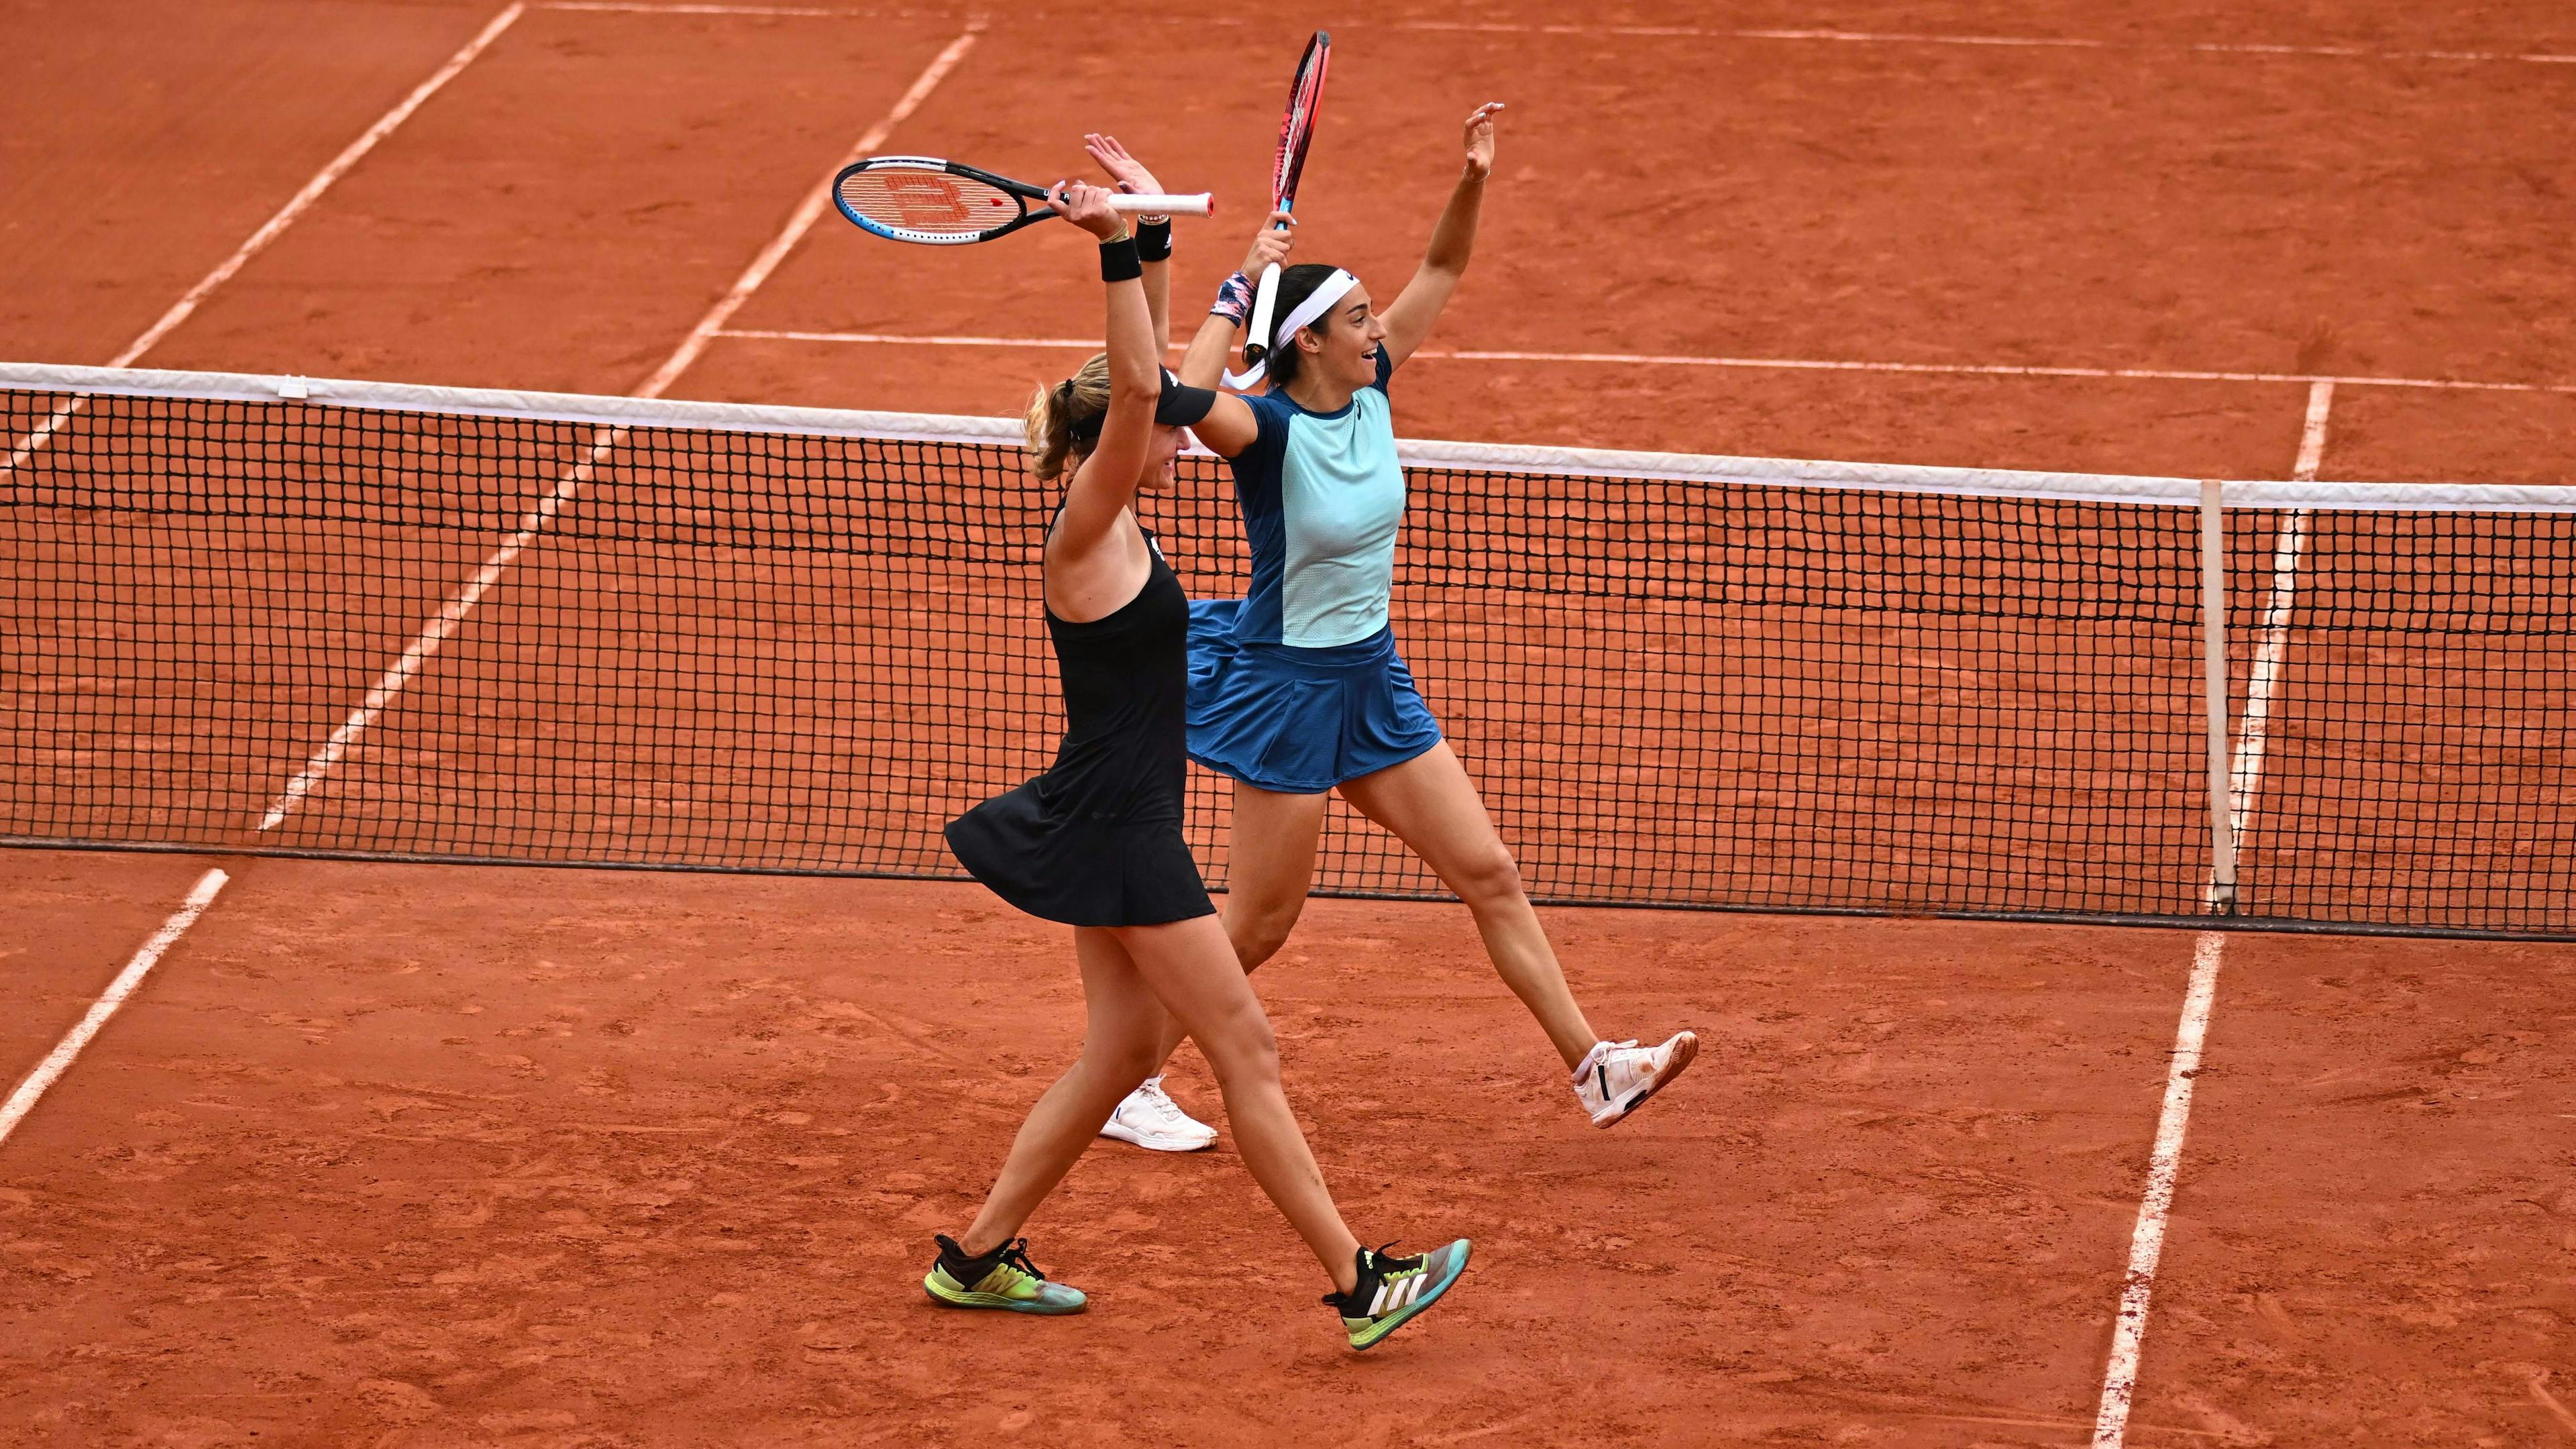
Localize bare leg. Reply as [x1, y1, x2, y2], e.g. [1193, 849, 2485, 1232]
[1338, 743, 1599, 1069]
[959, 928, 1167, 1254]
[1147, 782, 1330, 1068]
[959, 916, 1362, 1294]
[1118, 914, 1361, 1292]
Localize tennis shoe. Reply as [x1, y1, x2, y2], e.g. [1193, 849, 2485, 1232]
[922, 1234, 1087, 1314]
[1098, 1077, 1218, 1152]
[1324, 1239, 1471, 1350]
[1572, 1032, 1698, 1128]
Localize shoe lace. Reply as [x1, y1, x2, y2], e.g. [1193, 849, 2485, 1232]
[996, 1238, 1047, 1283]
[1366, 1240, 1425, 1279]
[1136, 1079, 1187, 1126]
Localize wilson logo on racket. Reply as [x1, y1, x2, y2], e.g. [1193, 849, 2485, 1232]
[835, 156, 1211, 246]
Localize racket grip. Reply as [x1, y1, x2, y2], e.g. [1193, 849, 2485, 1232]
[1109, 193, 1213, 217]
[1243, 262, 1283, 365]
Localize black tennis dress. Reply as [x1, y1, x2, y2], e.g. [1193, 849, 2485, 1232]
[945, 533, 1216, 927]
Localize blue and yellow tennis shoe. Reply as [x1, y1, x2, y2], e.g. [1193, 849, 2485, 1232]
[1324, 1238, 1470, 1349]
[922, 1234, 1087, 1315]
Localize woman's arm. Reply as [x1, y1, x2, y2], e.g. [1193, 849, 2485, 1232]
[1083, 134, 1173, 352]
[1175, 211, 1297, 456]
[1049, 183, 1160, 561]
[1380, 102, 1503, 372]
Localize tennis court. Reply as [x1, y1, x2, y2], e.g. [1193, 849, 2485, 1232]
[5, 3, 2574, 1444]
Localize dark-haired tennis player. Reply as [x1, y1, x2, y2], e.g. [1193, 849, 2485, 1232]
[1095, 103, 1697, 1151]
[928, 171, 1468, 1350]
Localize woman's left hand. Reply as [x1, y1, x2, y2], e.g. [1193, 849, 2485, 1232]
[1083, 133, 1166, 201]
[1460, 102, 1504, 180]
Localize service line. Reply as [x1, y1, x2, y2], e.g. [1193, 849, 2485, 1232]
[710, 329, 2576, 397]
[0, 870, 229, 1148]
[531, 2, 2576, 65]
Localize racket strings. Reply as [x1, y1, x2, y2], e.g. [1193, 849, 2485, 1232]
[839, 170, 1021, 234]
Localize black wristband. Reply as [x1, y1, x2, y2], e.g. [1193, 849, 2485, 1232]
[1133, 219, 1172, 262]
[1098, 236, 1142, 282]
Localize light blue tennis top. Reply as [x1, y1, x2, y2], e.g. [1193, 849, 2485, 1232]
[1223, 349, 1403, 648]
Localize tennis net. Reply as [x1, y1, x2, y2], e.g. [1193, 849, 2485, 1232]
[5, 362, 2571, 938]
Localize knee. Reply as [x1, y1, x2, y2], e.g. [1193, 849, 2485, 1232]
[1446, 843, 1525, 908]
[1195, 1005, 1281, 1085]
[1224, 899, 1303, 970]
[1084, 1035, 1162, 1091]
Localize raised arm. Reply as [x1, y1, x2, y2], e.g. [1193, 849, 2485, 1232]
[1380, 103, 1503, 371]
[1049, 183, 1161, 559]
[1175, 211, 1297, 456]
[1084, 133, 1174, 352]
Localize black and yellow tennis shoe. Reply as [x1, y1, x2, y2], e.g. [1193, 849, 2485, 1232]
[922, 1234, 1087, 1315]
[1324, 1238, 1470, 1349]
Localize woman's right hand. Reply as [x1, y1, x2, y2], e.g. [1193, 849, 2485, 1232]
[1050, 180, 1126, 241]
[1238, 210, 1296, 274]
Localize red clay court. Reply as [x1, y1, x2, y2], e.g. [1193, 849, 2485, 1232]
[5, 2, 2575, 1445]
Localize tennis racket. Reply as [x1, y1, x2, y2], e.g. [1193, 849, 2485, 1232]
[835, 157, 1212, 246]
[1240, 31, 1330, 378]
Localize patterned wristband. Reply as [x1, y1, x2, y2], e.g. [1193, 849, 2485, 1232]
[1209, 270, 1254, 325]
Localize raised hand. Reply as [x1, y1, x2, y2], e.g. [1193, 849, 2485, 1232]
[1461, 101, 1504, 180]
[1049, 180, 1126, 241]
[1240, 209, 1297, 276]
[1082, 133, 1166, 201]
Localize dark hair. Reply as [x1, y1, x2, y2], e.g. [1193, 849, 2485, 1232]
[1262, 263, 1344, 390]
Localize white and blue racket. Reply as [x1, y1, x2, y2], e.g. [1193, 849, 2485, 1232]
[835, 157, 1211, 246]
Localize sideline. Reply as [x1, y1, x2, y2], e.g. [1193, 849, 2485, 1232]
[257, 24, 984, 835]
[0, 871, 229, 1147]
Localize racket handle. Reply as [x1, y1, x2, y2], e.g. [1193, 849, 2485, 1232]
[1109, 193, 1213, 217]
[1243, 262, 1284, 368]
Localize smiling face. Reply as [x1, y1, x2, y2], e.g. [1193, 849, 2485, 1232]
[1137, 422, 1187, 490]
[1291, 282, 1384, 394]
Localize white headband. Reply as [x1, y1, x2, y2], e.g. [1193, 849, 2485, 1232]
[1224, 268, 1358, 389]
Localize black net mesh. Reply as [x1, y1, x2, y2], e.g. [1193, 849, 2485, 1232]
[5, 382, 2570, 936]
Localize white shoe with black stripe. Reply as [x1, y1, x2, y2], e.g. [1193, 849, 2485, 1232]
[1572, 1032, 1698, 1127]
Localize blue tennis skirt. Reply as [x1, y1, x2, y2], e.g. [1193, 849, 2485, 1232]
[1185, 599, 1444, 795]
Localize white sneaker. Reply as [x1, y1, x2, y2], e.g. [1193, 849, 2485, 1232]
[1572, 1033, 1698, 1128]
[1099, 1077, 1218, 1152]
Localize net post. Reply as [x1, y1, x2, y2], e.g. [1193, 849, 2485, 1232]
[2198, 479, 2241, 915]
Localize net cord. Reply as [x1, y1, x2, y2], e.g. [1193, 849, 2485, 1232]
[9, 361, 2573, 510]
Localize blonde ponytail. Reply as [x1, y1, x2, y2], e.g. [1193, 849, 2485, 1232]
[1022, 352, 1114, 483]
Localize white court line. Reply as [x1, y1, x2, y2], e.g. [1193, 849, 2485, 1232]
[1399, 19, 2576, 65]
[2089, 382, 2329, 1446]
[256, 436, 610, 830]
[710, 329, 2576, 396]
[2, 3, 527, 478]
[0, 870, 229, 1148]
[2227, 382, 2330, 848]
[543, 1, 847, 13]
[256, 25, 981, 833]
[113, 3, 530, 370]
[532, 3, 2576, 64]
[2091, 934, 2224, 1447]
[638, 23, 980, 398]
